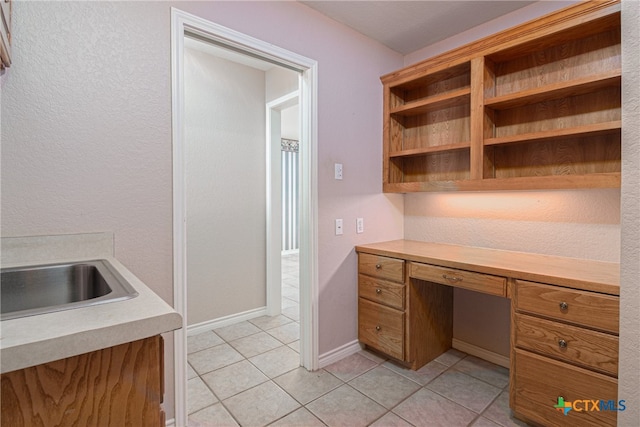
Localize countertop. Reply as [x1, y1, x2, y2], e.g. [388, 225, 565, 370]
[356, 240, 620, 296]
[1, 234, 182, 374]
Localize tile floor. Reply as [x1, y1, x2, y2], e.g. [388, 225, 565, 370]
[187, 253, 527, 427]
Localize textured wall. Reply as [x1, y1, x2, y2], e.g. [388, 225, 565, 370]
[184, 47, 267, 326]
[0, 1, 404, 419]
[619, 0, 640, 423]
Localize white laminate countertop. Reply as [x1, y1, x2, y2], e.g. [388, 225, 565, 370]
[1, 236, 182, 374]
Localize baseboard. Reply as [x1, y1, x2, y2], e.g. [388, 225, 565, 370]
[165, 418, 175, 427]
[318, 339, 362, 368]
[452, 338, 510, 369]
[187, 307, 268, 336]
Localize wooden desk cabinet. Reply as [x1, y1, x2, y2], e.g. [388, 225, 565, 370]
[356, 240, 620, 427]
[1, 335, 165, 426]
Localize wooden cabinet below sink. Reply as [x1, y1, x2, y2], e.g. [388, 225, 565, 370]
[1, 335, 165, 426]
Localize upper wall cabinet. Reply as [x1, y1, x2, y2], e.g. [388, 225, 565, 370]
[381, 0, 621, 192]
[1, 0, 11, 69]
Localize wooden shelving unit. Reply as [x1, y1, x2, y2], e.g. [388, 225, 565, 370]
[381, 0, 621, 192]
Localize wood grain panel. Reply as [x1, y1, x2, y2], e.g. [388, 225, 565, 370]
[1, 336, 163, 427]
[408, 278, 453, 369]
[514, 313, 618, 376]
[515, 280, 619, 334]
[513, 349, 618, 427]
[491, 27, 620, 98]
[358, 298, 404, 361]
[400, 150, 470, 183]
[410, 262, 506, 297]
[358, 274, 405, 310]
[401, 103, 471, 151]
[358, 253, 404, 283]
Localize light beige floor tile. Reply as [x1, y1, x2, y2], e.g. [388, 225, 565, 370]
[282, 285, 299, 302]
[393, 388, 477, 427]
[471, 417, 503, 427]
[383, 359, 448, 386]
[249, 315, 293, 331]
[187, 377, 218, 414]
[229, 331, 284, 358]
[369, 412, 415, 427]
[281, 298, 298, 309]
[349, 366, 421, 409]
[214, 321, 261, 342]
[358, 349, 387, 364]
[324, 352, 378, 382]
[434, 348, 467, 367]
[306, 384, 386, 427]
[201, 359, 269, 400]
[188, 343, 244, 375]
[282, 305, 300, 321]
[250, 345, 301, 378]
[481, 391, 529, 427]
[187, 330, 224, 354]
[187, 362, 198, 380]
[267, 322, 300, 344]
[453, 356, 510, 389]
[223, 381, 300, 427]
[426, 370, 502, 413]
[274, 367, 343, 404]
[189, 402, 239, 427]
[288, 340, 300, 353]
[269, 407, 325, 427]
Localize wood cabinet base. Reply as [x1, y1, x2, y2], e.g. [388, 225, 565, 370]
[1, 335, 164, 427]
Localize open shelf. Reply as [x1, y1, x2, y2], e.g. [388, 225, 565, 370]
[380, 0, 621, 192]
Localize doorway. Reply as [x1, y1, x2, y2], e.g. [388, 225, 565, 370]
[171, 8, 318, 426]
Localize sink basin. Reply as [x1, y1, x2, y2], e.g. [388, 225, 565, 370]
[1, 260, 138, 320]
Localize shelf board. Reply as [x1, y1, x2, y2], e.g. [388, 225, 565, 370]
[484, 121, 621, 147]
[389, 142, 470, 158]
[384, 172, 621, 193]
[484, 70, 621, 110]
[390, 88, 470, 117]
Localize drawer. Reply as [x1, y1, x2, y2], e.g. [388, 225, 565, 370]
[515, 280, 619, 334]
[513, 349, 618, 427]
[359, 274, 405, 310]
[358, 253, 404, 283]
[514, 313, 618, 376]
[410, 262, 506, 297]
[358, 298, 404, 360]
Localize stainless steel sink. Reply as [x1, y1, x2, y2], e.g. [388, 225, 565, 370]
[1, 260, 138, 320]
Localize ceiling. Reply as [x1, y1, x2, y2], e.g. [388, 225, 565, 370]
[300, 1, 537, 54]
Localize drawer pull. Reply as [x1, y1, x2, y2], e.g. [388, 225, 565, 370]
[375, 325, 381, 331]
[442, 274, 463, 282]
[375, 264, 382, 269]
[558, 339, 568, 349]
[559, 302, 569, 311]
[375, 288, 382, 294]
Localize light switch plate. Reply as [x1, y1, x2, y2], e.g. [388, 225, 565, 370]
[335, 219, 343, 235]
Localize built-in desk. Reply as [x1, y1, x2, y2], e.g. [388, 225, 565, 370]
[356, 240, 620, 427]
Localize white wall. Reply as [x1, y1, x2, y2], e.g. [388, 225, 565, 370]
[0, 1, 404, 419]
[185, 47, 267, 326]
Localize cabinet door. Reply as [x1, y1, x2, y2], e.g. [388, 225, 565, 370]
[1, 336, 163, 426]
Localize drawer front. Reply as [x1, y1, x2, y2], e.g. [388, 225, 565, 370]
[514, 313, 618, 376]
[359, 274, 405, 310]
[515, 280, 619, 334]
[359, 253, 404, 283]
[410, 262, 506, 297]
[513, 349, 618, 427]
[358, 298, 404, 360]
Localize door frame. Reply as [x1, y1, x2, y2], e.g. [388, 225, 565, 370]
[171, 8, 319, 426]
[266, 90, 299, 317]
